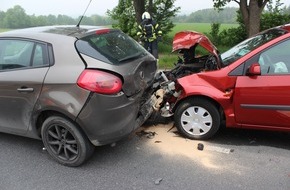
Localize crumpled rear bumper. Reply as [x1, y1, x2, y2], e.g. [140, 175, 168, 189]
[76, 91, 156, 146]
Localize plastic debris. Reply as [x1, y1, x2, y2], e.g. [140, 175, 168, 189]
[206, 145, 234, 154]
[197, 143, 204, 151]
[42, 147, 47, 151]
[136, 130, 157, 139]
[154, 178, 163, 185]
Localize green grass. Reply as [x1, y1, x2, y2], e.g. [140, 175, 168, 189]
[169, 23, 238, 38]
[0, 29, 10, 33]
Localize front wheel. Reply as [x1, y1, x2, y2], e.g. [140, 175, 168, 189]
[174, 98, 221, 140]
[41, 116, 94, 167]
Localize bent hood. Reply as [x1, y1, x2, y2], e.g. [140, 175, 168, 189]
[172, 31, 219, 58]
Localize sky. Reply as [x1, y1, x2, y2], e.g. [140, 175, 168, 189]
[1, 0, 290, 17]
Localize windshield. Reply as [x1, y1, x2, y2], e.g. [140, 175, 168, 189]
[221, 28, 288, 66]
[76, 29, 149, 65]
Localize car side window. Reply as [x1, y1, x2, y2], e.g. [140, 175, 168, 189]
[258, 39, 290, 75]
[0, 39, 48, 71]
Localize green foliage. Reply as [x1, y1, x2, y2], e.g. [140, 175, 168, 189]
[149, 0, 180, 36]
[218, 26, 246, 47]
[209, 23, 221, 45]
[0, 5, 113, 29]
[261, 0, 290, 30]
[2, 5, 31, 28]
[107, 0, 137, 37]
[261, 13, 290, 30]
[107, 0, 180, 38]
[212, 0, 230, 10]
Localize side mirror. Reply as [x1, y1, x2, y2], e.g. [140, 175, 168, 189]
[248, 63, 261, 76]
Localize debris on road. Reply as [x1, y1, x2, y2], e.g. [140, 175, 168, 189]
[205, 145, 234, 154]
[197, 143, 204, 151]
[154, 178, 163, 185]
[136, 130, 157, 139]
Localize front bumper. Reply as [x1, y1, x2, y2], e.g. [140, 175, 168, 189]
[76, 91, 156, 146]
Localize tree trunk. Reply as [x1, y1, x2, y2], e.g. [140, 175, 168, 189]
[133, 0, 145, 24]
[248, 0, 262, 37]
[239, 0, 250, 36]
[239, 0, 269, 37]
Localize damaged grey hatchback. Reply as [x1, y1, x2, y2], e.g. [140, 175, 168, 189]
[0, 26, 157, 166]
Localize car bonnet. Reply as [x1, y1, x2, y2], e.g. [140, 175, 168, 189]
[172, 31, 219, 58]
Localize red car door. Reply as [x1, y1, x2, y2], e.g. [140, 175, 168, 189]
[234, 39, 290, 130]
[234, 75, 290, 129]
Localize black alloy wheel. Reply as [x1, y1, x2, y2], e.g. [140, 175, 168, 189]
[41, 116, 94, 167]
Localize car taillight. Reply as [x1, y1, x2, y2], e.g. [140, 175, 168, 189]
[95, 29, 110, 34]
[77, 70, 122, 95]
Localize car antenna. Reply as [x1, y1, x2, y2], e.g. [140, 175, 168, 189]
[76, 0, 93, 27]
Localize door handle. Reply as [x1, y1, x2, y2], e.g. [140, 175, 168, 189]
[17, 87, 34, 93]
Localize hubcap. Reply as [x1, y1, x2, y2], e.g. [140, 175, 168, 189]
[47, 124, 78, 161]
[180, 106, 212, 136]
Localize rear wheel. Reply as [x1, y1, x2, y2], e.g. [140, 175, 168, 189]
[41, 116, 94, 167]
[174, 98, 220, 140]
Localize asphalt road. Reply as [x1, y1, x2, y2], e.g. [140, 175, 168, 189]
[0, 122, 289, 190]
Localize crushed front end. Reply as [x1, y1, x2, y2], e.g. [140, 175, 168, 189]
[150, 30, 221, 118]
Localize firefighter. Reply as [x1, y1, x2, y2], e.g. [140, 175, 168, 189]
[137, 12, 162, 59]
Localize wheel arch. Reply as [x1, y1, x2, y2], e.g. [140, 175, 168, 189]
[34, 110, 87, 139]
[173, 95, 225, 121]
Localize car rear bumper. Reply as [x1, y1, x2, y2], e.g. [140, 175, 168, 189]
[76, 91, 155, 146]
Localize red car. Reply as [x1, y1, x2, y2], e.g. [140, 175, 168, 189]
[154, 24, 290, 140]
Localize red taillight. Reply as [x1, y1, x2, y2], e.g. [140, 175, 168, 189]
[95, 29, 110, 35]
[77, 70, 122, 95]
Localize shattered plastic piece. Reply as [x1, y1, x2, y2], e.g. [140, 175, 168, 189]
[136, 130, 157, 139]
[42, 147, 47, 151]
[153, 89, 165, 110]
[160, 102, 174, 117]
[154, 178, 163, 185]
[249, 140, 256, 144]
[147, 132, 156, 139]
[206, 145, 233, 154]
[197, 143, 204, 151]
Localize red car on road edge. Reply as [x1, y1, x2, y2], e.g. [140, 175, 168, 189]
[154, 24, 290, 140]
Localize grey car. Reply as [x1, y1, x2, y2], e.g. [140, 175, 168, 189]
[0, 26, 157, 166]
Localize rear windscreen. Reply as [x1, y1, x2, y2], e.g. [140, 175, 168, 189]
[76, 29, 150, 65]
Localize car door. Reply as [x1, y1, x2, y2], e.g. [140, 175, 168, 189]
[0, 39, 50, 134]
[234, 39, 290, 129]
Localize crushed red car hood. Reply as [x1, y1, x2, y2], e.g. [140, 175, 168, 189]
[172, 31, 219, 57]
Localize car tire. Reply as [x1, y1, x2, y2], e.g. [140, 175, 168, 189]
[41, 116, 95, 167]
[174, 98, 220, 140]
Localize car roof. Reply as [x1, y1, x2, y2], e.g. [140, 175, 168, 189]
[0, 25, 109, 40]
